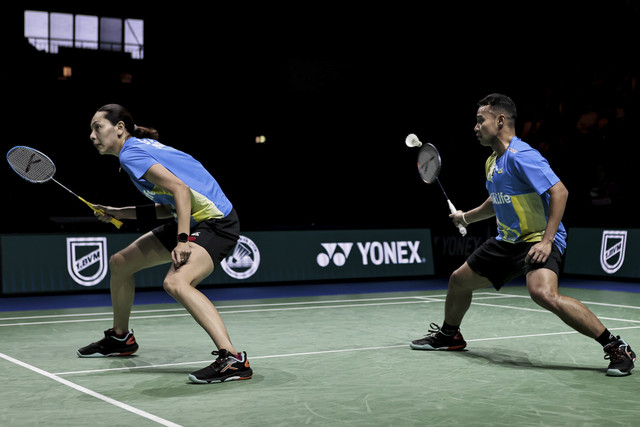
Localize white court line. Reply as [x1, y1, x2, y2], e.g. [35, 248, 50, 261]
[0, 300, 446, 327]
[53, 324, 640, 376]
[3, 292, 639, 327]
[0, 352, 181, 427]
[0, 308, 186, 322]
[3, 292, 638, 323]
[0, 295, 445, 322]
[497, 291, 640, 310]
[471, 302, 640, 323]
[0, 296, 524, 327]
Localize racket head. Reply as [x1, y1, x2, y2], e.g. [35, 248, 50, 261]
[6, 146, 56, 183]
[416, 142, 442, 184]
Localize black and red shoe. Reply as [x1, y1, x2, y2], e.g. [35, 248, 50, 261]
[188, 349, 253, 384]
[77, 328, 138, 357]
[604, 337, 636, 376]
[410, 323, 467, 351]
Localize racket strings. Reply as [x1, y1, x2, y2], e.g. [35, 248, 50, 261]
[417, 145, 441, 184]
[7, 147, 56, 183]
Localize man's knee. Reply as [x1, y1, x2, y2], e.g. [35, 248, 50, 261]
[449, 268, 464, 290]
[529, 286, 560, 309]
[449, 265, 476, 292]
[527, 269, 560, 309]
[448, 262, 494, 292]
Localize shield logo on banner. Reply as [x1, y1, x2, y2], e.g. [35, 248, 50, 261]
[66, 237, 108, 286]
[600, 230, 627, 274]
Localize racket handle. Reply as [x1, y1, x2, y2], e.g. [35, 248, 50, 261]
[446, 200, 467, 236]
[78, 197, 124, 229]
[109, 217, 124, 229]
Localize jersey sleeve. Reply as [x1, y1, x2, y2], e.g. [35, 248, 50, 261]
[120, 145, 158, 179]
[513, 149, 560, 195]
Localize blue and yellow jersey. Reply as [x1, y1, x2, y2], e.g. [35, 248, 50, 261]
[119, 137, 233, 226]
[485, 137, 567, 253]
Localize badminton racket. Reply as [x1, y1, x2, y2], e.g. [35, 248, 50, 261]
[405, 134, 467, 236]
[6, 146, 123, 229]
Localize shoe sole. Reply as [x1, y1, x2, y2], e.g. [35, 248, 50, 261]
[76, 349, 138, 358]
[606, 367, 634, 376]
[188, 372, 253, 384]
[410, 342, 467, 351]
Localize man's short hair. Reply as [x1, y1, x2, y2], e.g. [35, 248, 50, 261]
[478, 93, 517, 122]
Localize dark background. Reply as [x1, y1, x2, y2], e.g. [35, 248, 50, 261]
[3, 2, 640, 241]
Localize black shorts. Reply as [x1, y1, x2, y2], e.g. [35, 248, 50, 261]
[466, 237, 563, 290]
[152, 209, 240, 267]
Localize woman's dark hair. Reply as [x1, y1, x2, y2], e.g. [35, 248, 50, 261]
[477, 93, 517, 123]
[96, 104, 159, 139]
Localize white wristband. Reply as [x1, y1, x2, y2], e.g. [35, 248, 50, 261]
[461, 213, 469, 226]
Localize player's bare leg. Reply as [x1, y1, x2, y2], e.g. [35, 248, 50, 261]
[77, 232, 169, 357]
[444, 262, 493, 326]
[411, 262, 490, 351]
[109, 232, 171, 334]
[526, 268, 605, 338]
[162, 244, 237, 354]
[527, 268, 635, 376]
[165, 244, 252, 384]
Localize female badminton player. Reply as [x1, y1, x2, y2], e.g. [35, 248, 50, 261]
[77, 104, 252, 384]
[411, 93, 635, 377]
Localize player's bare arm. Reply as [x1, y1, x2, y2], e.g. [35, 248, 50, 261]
[450, 196, 496, 227]
[143, 163, 193, 268]
[92, 203, 173, 223]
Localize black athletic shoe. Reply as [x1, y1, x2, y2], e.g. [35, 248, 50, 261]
[604, 337, 636, 376]
[410, 323, 467, 351]
[188, 349, 253, 384]
[77, 328, 139, 357]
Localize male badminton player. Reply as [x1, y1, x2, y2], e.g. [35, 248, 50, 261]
[77, 104, 252, 384]
[411, 93, 635, 376]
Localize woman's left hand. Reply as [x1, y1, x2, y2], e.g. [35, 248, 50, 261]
[172, 242, 192, 269]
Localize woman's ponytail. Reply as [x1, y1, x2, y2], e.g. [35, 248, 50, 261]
[133, 124, 159, 139]
[97, 104, 159, 140]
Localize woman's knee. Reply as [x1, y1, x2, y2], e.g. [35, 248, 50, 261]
[109, 251, 134, 276]
[163, 276, 186, 298]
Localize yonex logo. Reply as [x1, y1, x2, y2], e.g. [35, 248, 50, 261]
[317, 243, 353, 267]
[25, 153, 41, 173]
[317, 241, 422, 267]
[221, 235, 260, 279]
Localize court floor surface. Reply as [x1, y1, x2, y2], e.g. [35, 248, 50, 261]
[1, 278, 638, 426]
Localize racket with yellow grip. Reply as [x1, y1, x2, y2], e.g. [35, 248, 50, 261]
[6, 146, 123, 229]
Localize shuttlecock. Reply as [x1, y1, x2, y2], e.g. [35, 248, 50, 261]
[405, 133, 422, 147]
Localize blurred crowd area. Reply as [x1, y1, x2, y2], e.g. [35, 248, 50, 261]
[514, 64, 639, 229]
[4, 4, 640, 233]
